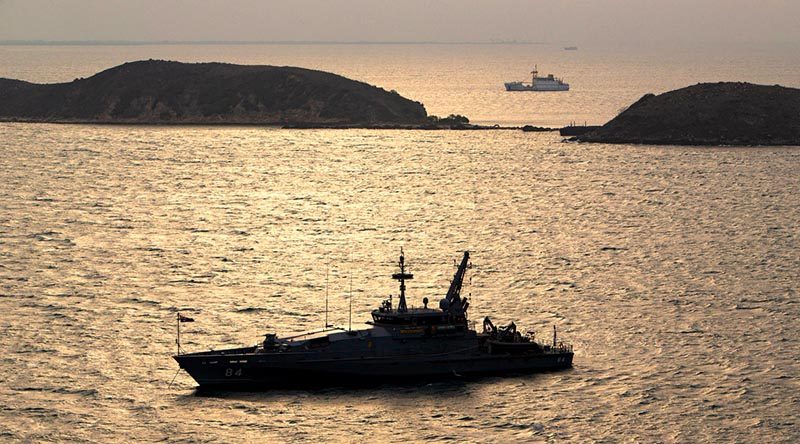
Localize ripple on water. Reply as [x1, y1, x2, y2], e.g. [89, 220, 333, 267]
[0, 124, 798, 443]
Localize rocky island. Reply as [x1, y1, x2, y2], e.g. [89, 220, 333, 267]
[577, 82, 800, 146]
[0, 60, 431, 126]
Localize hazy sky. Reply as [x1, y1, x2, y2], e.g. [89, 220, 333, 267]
[1, 0, 799, 44]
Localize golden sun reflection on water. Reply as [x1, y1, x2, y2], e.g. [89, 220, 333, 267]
[0, 124, 798, 442]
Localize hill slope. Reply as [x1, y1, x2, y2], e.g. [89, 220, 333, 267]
[0, 60, 428, 125]
[579, 82, 800, 146]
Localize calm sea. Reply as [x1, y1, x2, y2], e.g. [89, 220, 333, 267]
[0, 44, 798, 443]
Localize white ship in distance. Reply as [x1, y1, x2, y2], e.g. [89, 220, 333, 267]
[505, 66, 569, 91]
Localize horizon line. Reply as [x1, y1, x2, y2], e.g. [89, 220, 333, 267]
[0, 39, 548, 46]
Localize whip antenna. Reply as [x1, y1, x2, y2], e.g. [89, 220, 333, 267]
[348, 251, 353, 332]
[325, 262, 330, 328]
[349, 272, 353, 331]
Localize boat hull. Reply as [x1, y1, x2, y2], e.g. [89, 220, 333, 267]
[504, 83, 569, 92]
[175, 350, 573, 389]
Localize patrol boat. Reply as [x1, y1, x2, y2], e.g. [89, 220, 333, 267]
[505, 65, 570, 91]
[173, 251, 574, 388]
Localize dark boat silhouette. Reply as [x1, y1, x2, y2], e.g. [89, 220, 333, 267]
[174, 251, 574, 388]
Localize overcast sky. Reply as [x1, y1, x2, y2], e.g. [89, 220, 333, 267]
[1, 0, 799, 44]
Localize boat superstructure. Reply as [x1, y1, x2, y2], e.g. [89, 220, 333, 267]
[173, 250, 574, 388]
[505, 65, 569, 91]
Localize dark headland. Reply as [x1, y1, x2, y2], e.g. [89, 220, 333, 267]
[576, 82, 800, 146]
[0, 60, 437, 126]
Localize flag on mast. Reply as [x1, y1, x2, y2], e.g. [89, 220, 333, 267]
[178, 313, 194, 323]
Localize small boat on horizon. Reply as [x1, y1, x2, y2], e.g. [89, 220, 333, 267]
[564, 46, 578, 51]
[505, 66, 570, 92]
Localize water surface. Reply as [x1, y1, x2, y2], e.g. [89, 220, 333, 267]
[0, 44, 798, 443]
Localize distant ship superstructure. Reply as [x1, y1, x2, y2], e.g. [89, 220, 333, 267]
[505, 66, 569, 91]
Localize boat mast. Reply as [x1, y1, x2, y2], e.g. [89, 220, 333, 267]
[531, 65, 538, 86]
[553, 325, 557, 347]
[392, 248, 413, 312]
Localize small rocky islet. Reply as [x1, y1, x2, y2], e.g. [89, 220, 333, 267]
[0, 60, 432, 126]
[576, 82, 800, 146]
